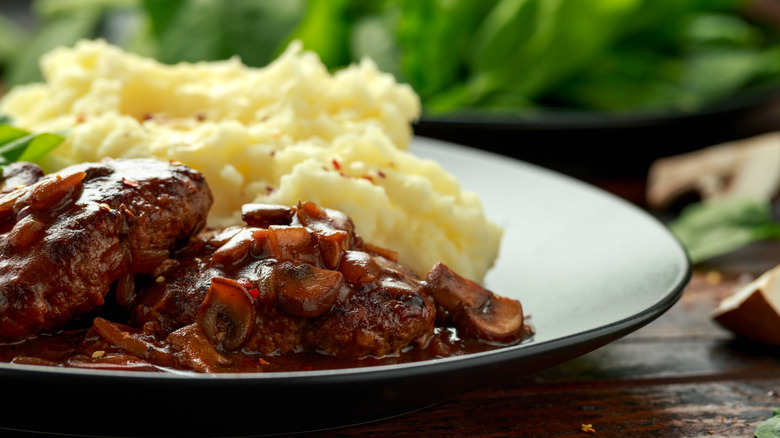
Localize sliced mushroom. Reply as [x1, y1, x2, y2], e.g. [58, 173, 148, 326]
[242, 203, 294, 228]
[296, 200, 354, 236]
[423, 262, 525, 344]
[295, 201, 352, 269]
[196, 277, 257, 351]
[647, 132, 780, 210]
[713, 264, 780, 345]
[313, 229, 349, 270]
[208, 226, 243, 247]
[211, 227, 265, 267]
[273, 261, 345, 317]
[166, 323, 237, 373]
[450, 295, 525, 344]
[267, 225, 320, 265]
[339, 250, 382, 284]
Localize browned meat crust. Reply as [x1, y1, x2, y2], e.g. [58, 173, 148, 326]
[0, 158, 212, 341]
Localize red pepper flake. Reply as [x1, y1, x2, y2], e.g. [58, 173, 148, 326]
[76, 114, 86, 124]
[490, 308, 497, 314]
[142, 113, 154, 121]
[257, 358, 270, 366]
[378, 170, 386, 178]
[121, 177, 140, 188]
[332, 159, 342, 170]
[266, 186, 275, 194]
[302, 365, 313, 371]
[247, 289, 260, 300]
[195, 112, 206, 121]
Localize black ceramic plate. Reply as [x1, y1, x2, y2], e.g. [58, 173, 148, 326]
[0, 138, 690, 437]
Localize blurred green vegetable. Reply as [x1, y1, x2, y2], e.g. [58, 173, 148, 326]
[431, 0, 641, 112]
[142, 0, 305, 67]
[669, 197, 780, 263]
[3, 0, 139, 87]
[3, 0, 780, 116]
[756, 408, 780, 438]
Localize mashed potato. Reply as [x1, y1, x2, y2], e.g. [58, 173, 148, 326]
[0, 39, 502, 282]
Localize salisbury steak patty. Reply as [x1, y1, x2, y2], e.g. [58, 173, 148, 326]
[0, 158, 212, 341]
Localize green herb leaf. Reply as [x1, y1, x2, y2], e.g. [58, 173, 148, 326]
[755, 408, 780, 437]
[0, 124, 32, 146]
[669, 198, 780, 264]
[17, 133, 67, 163]
[0, 125, 65, 168]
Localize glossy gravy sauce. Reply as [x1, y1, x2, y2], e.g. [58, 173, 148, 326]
[0, 325, 530, 373]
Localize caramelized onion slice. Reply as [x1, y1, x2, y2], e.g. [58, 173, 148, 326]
[0, 189, 24, 213]
[129, 248, 170, 273]
[424, 262, 525, 344]
[363, 242, 399, 262]
[65, 353, 160, 372]
[91, 317, 178, 369]
[197, 277, 257, 351]
[115, 272, 136, 307]
[273, 261, 345, 317]
[8, 215, 46, 249]
[28, 171, 86, 211]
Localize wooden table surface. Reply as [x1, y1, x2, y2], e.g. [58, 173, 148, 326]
[304, 192, 780, 437]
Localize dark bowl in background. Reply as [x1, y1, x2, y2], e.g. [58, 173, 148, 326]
[414, 85, 780, 204]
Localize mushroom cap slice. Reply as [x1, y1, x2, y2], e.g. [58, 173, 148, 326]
[424, 262, 525, 344]
[197, 277, 257, 351]
[713, 264, 780, 345]
[241, 203, 294, 228]
[452, 295, 525, 344]
[273, 261, 345, 318]
[647, 132, 780, 210]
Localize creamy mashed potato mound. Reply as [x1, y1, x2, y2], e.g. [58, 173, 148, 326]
[0, 39, 502, 281]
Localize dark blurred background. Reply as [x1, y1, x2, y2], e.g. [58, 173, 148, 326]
[4, 0, 780, 204]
